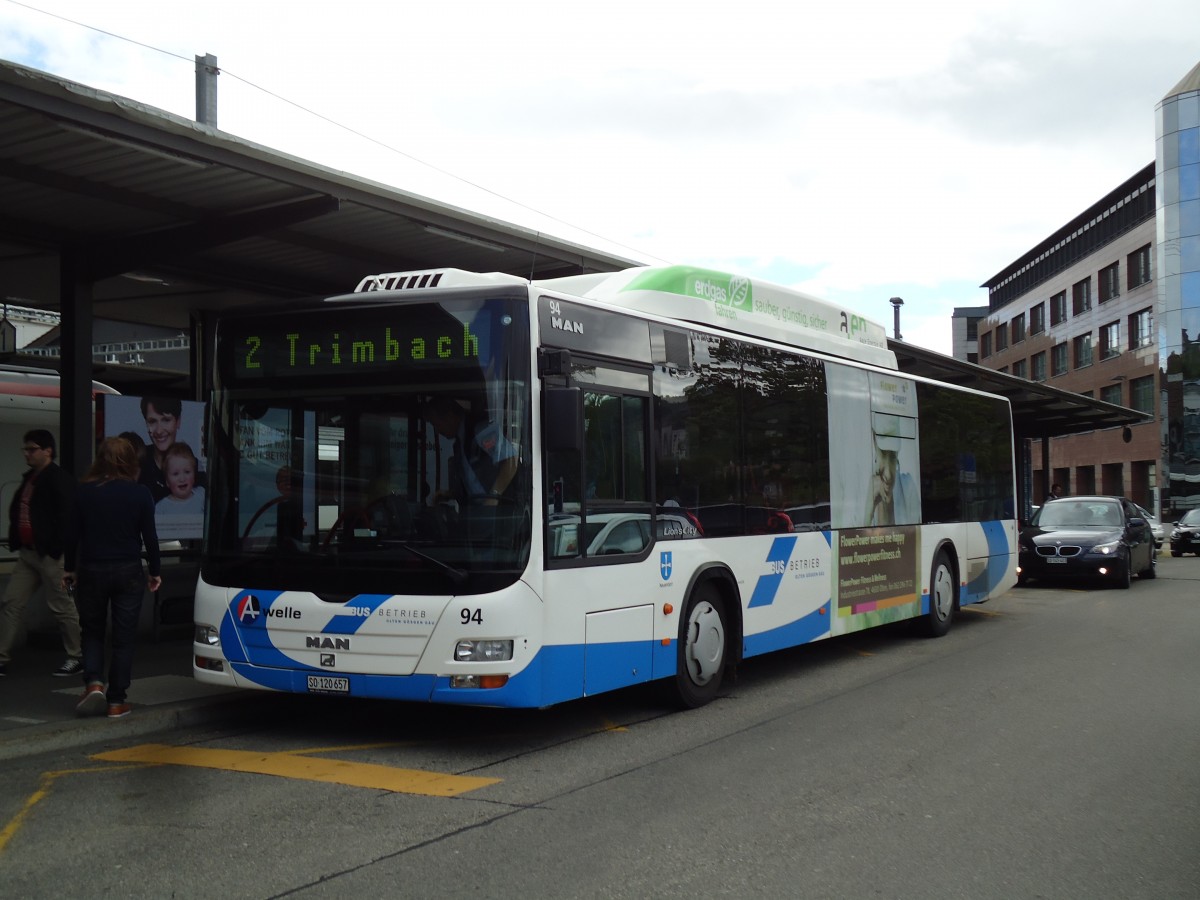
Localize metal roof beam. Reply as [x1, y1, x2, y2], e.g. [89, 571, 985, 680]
[71, 195, 341, 281]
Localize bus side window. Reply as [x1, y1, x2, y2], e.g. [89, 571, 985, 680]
[545, 377, 651, 563]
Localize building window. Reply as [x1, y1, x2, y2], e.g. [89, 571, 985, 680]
[1129, 307, 1153, 349]
[1099, 262, 1120, 303]
[1073, 333, 1093, 369]
[1072, 278, 1091, 315]
[1127, 244, 1151, 289]
[1100, 321, 1121, 360]
[1030, 302, 1045, 336]
[966, 317, 980, 341]
[1012, 359, 1027, 379]
[1031, 351, 1046, 382]
[1100, 383, 1123, 405]
[1051, 343, 1068, 377]
[1050, 291, 1067, 325]
[980, 331, 993, 358]
[996, 322, 1008, 352]
[1130, 375, 1154, 413]
[1012, 313, 1026, 344]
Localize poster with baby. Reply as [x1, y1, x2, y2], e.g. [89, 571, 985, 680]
[100, 394, 208, 540]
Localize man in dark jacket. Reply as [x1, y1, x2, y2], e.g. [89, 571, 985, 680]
[0, 429, 81, 676]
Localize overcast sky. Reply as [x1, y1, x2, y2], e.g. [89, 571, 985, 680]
[3, 0, 1199, 354]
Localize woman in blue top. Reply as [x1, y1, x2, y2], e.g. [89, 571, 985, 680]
[63, 436, 162, 719]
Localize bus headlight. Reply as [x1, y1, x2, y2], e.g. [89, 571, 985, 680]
[194, 625, 220, 646]
[455, 639, 513, 662]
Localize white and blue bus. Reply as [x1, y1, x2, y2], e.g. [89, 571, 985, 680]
[193, 265, 1017, 707]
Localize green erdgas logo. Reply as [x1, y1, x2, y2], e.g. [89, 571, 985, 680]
[693, 275, 751, 309]
[728, 276, 751, 309]
[692, 278, 728, 305]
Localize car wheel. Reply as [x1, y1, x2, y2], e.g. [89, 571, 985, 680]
[921, 550, 956, 637]
[1171, 550, 1182, 558]
[1139, 549, 1157, 579]
[673, 583, 727, 708]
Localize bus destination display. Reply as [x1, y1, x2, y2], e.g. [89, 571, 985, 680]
[224, 305, 487, 380]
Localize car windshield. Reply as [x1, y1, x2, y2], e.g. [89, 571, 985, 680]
[1035, 500, 1122, 527]
[1179, 509, 1200, 526]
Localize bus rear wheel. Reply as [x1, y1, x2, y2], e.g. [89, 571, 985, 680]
[922, 550, 956, 638]
[674, 584, 727, 708]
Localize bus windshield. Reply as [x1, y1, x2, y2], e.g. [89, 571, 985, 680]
[202, 295, 531, 596]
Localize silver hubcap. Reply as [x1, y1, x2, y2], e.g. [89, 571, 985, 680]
[685, 600, 725, 685]
[932, 564, 954, 620]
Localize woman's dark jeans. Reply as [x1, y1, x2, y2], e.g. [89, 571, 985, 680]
[75, 560, 146, 703]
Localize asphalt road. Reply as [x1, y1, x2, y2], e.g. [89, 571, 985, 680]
[3, 557, 1199, 899]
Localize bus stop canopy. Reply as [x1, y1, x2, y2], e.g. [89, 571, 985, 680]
[891, 339, 1152, 441]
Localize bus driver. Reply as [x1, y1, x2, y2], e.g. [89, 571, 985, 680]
[424, 397, 517, 508]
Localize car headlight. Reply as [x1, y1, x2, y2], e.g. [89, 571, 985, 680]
[1090, 540, 1121, 555]
[194, 624, 220, 646]
[455, 639, 514, 662]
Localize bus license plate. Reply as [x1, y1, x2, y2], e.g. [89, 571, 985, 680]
[307, 675, 349, 694]
[1047, 557, 1068, 564]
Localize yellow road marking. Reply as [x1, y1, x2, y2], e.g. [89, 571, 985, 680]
[1, 765, 148, 854]
[0, 774, 54, 854]
[93, 744, 500, 796]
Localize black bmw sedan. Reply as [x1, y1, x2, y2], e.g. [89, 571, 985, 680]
[1018, 496, 1157, 589]
[1169, 508, 1200, 556]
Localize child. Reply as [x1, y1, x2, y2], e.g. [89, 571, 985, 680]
[155, 442, 205, 517]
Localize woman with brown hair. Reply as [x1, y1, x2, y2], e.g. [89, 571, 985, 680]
[63, 436, 162, 719]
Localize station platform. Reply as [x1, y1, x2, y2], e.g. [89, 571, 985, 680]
[0, 624, 247, 761]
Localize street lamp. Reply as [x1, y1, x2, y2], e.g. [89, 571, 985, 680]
[889, 297, 904, 340]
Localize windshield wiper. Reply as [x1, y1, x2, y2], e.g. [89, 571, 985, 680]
[393, 542, 469, 587]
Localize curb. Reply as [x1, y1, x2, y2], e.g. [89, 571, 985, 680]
[0, 691, 261, 762]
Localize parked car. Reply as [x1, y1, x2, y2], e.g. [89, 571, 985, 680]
[1018, 495, 1157, 588]
[547, 509, 701, 558]
[1169, 508, 1200, 557]
[1134, 504, 1165, 548]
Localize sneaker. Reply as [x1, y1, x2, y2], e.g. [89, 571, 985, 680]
[107, 702, 131, 719]
[76, 682, 106, 716]
[54, 658, 83, 677]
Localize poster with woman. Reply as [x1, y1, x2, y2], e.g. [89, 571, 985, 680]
[100, 395, 208, 540]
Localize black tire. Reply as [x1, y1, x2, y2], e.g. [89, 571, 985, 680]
[1139, 549, 1157, 580]
[921, 550, 956, 637]
[673, 583, 727, 708]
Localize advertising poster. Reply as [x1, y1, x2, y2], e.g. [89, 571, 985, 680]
[836, 525, 919, 620]
[102, 395, 207, 540]
[826, 363, 923, 626]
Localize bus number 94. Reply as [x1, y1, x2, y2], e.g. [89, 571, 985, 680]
[461, 608, 483, 625]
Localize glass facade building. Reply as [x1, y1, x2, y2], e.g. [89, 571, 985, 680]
[1157, 60, 1200, 513]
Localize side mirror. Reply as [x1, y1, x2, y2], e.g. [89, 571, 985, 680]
[544, 387, 582, 452]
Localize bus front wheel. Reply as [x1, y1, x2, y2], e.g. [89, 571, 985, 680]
[674, 584, 727, 708]
[922, 551, 956, 638]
